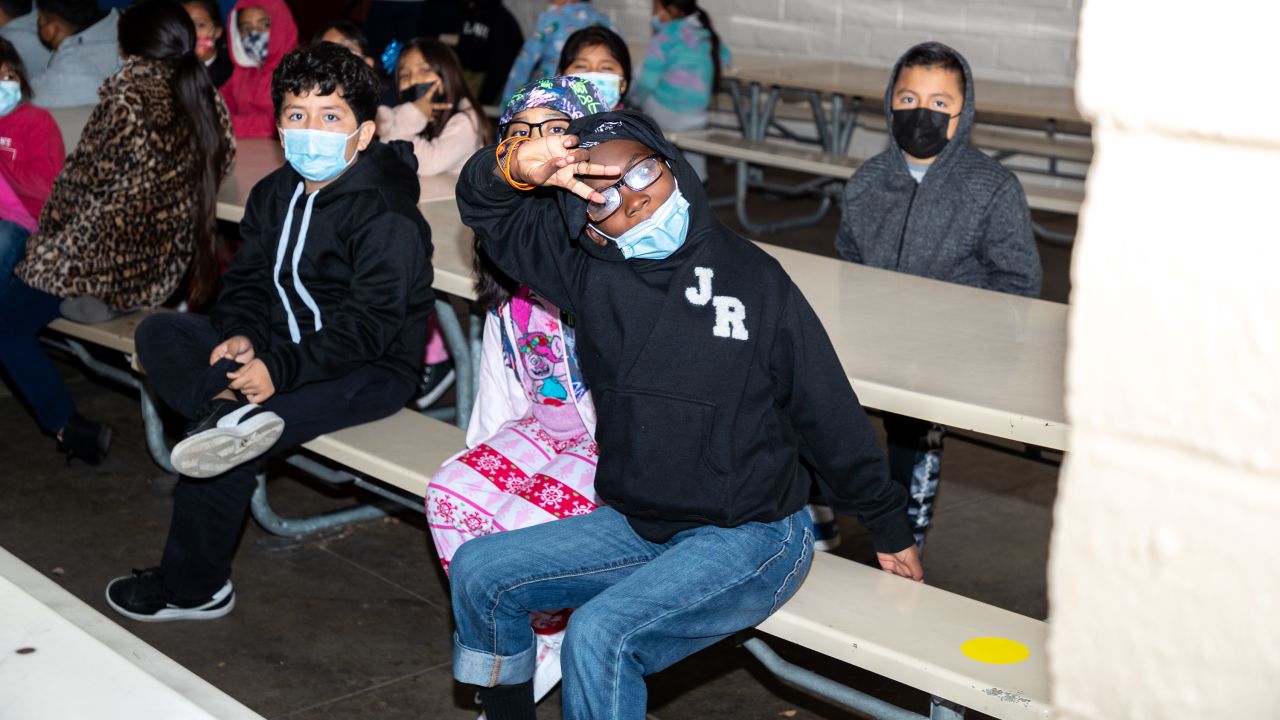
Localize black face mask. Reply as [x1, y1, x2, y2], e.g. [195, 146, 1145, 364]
[892, 107, 955, 160]
[400, 81, 446, 105]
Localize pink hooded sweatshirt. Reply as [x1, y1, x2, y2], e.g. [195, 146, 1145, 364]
[220, 0, 298, 139]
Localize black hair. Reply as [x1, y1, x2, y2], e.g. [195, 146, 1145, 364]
[396, 37, 487, 143]
[472, 240, 519, 310]
[899, 42, 967, 97]
[312, 20, 372, 59]
[0, 0, 31, 19]
[272, 41, 380, 124]
[118, 0, 231, 307]
[0, 37, 31, 101]
[34, 0, 102, 31]
[180, 0, 222, 28]
[556, 25, 631, 105]
[657, 0, 721, 92]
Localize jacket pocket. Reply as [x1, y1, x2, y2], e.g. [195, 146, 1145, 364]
[595, 388, 727, 524]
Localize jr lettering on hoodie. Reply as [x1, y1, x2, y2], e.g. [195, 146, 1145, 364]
[685, 266, 748, 341]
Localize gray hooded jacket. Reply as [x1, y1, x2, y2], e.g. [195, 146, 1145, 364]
[834, 43, 1041, 297]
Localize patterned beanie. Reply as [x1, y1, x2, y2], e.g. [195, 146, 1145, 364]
[498, 75, 609, 140]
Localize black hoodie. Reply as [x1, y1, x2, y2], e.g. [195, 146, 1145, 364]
[457, 111, 912, 552]
[213, 141, 435, 394]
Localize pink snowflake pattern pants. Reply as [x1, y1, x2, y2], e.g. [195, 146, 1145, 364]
[427, 417, 601, 577]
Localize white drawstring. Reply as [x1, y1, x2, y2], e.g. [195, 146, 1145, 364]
[272, 183, 305, 343]
[291, 190, 324, 334]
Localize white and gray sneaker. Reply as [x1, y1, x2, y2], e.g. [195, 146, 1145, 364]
[105, 568, 236, 622]
[169, 399, 284, 478]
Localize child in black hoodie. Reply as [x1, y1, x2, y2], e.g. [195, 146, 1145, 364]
[104, 43, 434, 622]
[449, 110, 921, 720]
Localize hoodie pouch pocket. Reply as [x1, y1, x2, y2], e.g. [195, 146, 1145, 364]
[595, 389, 727, 523]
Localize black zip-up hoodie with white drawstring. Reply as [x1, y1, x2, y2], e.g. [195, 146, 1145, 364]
[457, 111, 913, 552]
[212, 140, 435, 394]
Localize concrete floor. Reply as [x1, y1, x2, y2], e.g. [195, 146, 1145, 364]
[0, 161, 1073, 719]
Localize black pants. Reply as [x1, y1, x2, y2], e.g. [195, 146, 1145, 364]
[135, 313, 414, 601]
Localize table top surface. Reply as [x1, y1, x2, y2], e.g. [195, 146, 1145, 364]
[0, 547, 264, 720]
[728, 57, 1084, 125]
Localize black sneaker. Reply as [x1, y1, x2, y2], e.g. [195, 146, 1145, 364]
[105, 568, 235, 622]
[57, 413, 113, 465]
[169, 399, 284, 478]
[412, 359, 456, 410]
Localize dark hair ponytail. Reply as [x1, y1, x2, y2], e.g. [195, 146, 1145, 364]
[472, 236, 518, 311]
[119, 0, 230, 306]
[661, 0, 721, 91]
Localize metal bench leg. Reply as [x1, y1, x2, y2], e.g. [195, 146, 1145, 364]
[733, 160, 833, 236]
[742, 637, 928, 720]
[45, 337, 177, 474]
[249, 452, 425, 539]
[930, 696, 965, 720]
[426, 297, 475, 430]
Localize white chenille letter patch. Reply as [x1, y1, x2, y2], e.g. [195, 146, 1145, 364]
[712, 296, 749, 340]
[685, 266, 748, 341]
[685, 267, 714, 306]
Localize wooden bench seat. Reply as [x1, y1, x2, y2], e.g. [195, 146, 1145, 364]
[668, 129, 1085, 216]
[759, 552, 1049, 719]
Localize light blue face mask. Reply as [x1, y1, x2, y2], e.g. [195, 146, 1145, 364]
[575, 72, 622, 109]
[591, 184, 691, 261]
[0, 81, 20, 117]
[279, 127, 361, 183]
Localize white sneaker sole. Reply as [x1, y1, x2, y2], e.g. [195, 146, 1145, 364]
[413, 369, 456, 410]
[105, 580, 236, 623]
[170, 411, 285, 478]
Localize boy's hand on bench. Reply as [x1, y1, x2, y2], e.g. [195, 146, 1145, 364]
[876, 545, 925, 582]
[210, 335, 256, 366]
[227, 359, 275, 404]
[510, 135, 622, 204]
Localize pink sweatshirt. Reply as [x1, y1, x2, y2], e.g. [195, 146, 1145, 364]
[0, 102, 64, 223]
[375, 99, 483, 177]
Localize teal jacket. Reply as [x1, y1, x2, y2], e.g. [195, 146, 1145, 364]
[631, 15, 730, 115]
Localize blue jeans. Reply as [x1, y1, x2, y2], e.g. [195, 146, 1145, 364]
[450, 506, 814, 720]
[0, 219, 30, 287]
[0, 277, 74, 433]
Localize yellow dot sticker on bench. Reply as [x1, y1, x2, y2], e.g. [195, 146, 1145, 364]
[961, 637, 1030, 665]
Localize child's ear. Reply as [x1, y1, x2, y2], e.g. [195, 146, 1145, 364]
[583, 225, 610, 247]
[214, 26, 224, 41]
[355, 120, 376, 151]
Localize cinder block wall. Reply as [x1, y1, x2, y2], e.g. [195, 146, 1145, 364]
[1050, 0, 1280, 715]
[507, 0, 1080, 86]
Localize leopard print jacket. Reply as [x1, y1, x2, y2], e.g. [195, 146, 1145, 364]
[16, 58, 236, 310]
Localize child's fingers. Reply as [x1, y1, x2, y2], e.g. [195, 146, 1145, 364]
[574, 161, 621, 177]
[559, 134, 580, 149]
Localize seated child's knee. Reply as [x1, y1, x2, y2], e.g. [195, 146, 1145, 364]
[448, 534, 511, 599]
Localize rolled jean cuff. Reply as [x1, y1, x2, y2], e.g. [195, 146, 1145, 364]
[452, 632, 536, 687]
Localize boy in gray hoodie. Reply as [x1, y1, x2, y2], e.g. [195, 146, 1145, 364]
[835, 42, 1042, 547]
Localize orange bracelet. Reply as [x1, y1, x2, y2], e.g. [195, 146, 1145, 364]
[496, 136, 534, 191]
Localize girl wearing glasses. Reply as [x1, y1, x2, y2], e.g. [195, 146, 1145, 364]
[448, 111, 923, 719]
[425, 76, 609, 709]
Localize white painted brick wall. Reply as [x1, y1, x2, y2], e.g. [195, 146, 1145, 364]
[506, 0, 1081, 86]
[1051, 1, 1280, 717]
